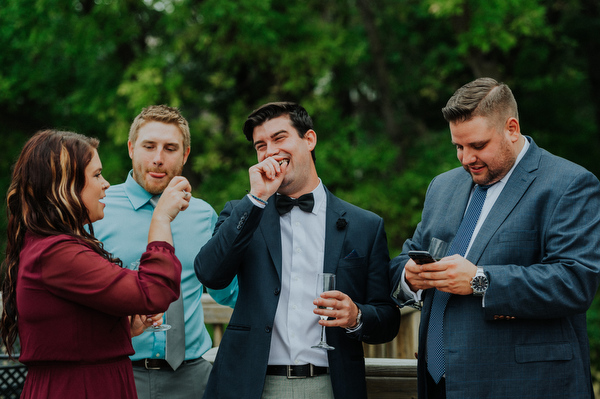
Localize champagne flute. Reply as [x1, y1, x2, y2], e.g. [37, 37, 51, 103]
[126, 259, 171, 332]
[312, 273, 336, 350]
[126, 259, 172, 332]
[145, 315, 170, 332]
[428, 237, 449, 261]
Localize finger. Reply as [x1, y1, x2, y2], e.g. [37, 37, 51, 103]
[259, 161, 275, 180]
[314, 307, 336, 320]
[173, 178, 192, 193]
[167, 176, 186, 188]
[319, 290, 344, 300]
[419, 262, 446, 272]
[266, 157, 282, 175]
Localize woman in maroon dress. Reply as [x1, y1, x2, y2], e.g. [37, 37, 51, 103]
[0, 130, 193, 398]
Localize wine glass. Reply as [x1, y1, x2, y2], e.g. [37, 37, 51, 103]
[145, 315, 170, 332]
[126, 259, 171, 332]
[428, 237, 449, 261]
[311, 273, 336, 350]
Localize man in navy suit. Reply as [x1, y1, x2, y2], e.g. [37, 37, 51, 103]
[390, 77, 600, 398]
[195, 102, 400, 398]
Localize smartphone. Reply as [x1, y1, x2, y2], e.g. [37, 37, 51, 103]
[408, 250, 436, 264]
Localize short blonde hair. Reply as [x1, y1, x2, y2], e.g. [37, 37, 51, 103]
[129, 105, 191, 150]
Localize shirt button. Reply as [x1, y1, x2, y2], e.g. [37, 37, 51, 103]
[155, 353, 160, 358]
[274, 288, 280, 295]
[265, 326, 272, 333]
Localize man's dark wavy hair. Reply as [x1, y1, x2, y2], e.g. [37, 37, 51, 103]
[242, 102, 316, 162]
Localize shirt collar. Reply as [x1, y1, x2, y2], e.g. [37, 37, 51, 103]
[497, 135, 530, 186]
[123, 170, 155, 210]
[310, 179, 326, 215]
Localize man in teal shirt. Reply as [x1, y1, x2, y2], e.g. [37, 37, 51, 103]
[93, 105, 237, 398]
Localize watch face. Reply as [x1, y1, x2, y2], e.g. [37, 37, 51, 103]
[471, 276, 489, 293]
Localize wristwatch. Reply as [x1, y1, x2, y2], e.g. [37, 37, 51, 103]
[470, 267, 489, 296]
[348, 307, 362, 330]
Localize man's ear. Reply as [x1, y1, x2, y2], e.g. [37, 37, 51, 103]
[304, 129, 317, 152]
[505, 117, 520, 142]
[183, 146, 191, 165]
[127, 140, 134, 159]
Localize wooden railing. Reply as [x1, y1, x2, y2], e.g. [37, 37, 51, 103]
[202, 294, 419, 399]
[202, 294, 419, 357]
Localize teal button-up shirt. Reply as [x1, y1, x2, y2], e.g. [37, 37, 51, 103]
[93, 171, 238, 361]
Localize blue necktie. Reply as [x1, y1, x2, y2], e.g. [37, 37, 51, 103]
[426, 184, 492, 383]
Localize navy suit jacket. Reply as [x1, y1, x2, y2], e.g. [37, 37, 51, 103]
[390, 137, 600, 398]
[196, 187, 400, 398]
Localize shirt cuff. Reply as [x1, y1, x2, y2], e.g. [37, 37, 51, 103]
[401, 268, 423, 301]
[345, 320, 363, 333]
[247, 194, 266, 209]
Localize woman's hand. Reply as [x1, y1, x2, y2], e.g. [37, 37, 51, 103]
[129, 313, 164, 337]
[153, 176, 192, 222]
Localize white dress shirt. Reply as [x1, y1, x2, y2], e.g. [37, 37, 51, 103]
[248, 181, 329, 367]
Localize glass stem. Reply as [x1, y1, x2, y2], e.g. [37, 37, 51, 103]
[320, 325, 326, 343]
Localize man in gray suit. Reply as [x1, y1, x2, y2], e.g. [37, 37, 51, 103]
[196, 102, 400, 398]
[390, 77, 600, 398]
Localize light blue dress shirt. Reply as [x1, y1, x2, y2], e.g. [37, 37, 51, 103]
[93, 171, 238, 361]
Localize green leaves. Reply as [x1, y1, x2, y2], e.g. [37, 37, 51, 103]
[1, 1, 600, 378]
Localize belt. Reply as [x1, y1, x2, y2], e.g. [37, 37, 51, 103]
[131, 358, 196, 370]
[266, 364, 329, 379]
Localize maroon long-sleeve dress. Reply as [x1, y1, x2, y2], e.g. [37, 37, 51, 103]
[16, 232, 182, 399]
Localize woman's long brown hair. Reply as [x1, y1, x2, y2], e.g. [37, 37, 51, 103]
[1, 130, 121, 358]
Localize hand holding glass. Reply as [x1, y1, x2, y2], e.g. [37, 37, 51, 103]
[145, 314, 171, 332]
[126, 259, 171, 332]
[312, 273, 336, 350]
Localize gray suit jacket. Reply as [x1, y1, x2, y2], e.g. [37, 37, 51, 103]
[196, 186, 400, 398]
[391, 137, 600, 398]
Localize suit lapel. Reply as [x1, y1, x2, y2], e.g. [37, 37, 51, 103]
[467, 137, 540, 264]
[323, 189, 347, 274]
[259, 198, 284, 280]
[445, 175, 475, 234]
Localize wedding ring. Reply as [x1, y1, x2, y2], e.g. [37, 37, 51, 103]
[183, 190, 190, 199]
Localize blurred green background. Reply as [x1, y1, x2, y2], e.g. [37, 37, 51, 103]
[1, 0, 599, 387]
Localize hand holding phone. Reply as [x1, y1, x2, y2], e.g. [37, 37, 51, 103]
[408, 250, 436, 265]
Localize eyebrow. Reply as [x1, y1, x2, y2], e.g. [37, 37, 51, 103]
[253, 130, 288, 148]
[451, 140, 488, 147]
[140, 139, 181, 148]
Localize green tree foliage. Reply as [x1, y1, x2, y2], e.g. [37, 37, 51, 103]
[1, 0, 599, 376]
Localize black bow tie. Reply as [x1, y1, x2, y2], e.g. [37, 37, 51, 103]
[275, 193, 315, 215]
